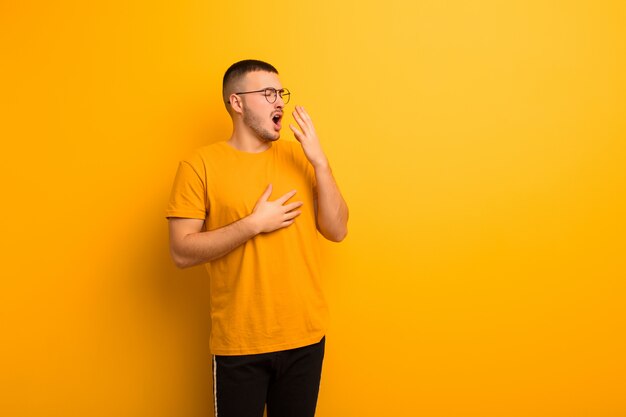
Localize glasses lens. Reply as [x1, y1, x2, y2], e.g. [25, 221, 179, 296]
[264, 88, 277, 103]
[280, 89, 290, 104]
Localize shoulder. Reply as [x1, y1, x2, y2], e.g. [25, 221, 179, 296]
[180, 141, 229, 172]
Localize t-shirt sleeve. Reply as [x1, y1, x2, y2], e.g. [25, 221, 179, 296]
[165, 160, 207, 220]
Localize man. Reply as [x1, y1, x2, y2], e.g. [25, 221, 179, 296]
[166, 59, 348, 417]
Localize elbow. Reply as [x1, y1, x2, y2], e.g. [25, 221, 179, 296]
[317, 215, 349, 242]
[170, 247, 194, 269]
[324, 226, 348, 243]
[173, 259, 191, 269]
[334, 228, 348, 242]
[172, 255, 190, 269]
[323, 212, 349, 242]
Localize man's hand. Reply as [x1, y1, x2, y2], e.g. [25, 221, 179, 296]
[249, 184, 303, 233]
[289, 105, 349, 242]
[289, 106, 328, 169]
[168, 184, 302, 268]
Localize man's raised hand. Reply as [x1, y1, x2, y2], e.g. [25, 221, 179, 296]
[289, 106, 329, 169]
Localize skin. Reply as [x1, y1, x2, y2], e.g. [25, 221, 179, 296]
[168, 70, 349, 268]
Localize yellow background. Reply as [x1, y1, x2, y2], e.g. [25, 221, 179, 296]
[1, 1, 625, 416]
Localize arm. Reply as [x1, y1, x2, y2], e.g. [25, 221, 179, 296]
[168, 184, 303, 268]
[290, 105, 349, 242]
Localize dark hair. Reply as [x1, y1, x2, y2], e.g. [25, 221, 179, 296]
[222, 59, 279, 104]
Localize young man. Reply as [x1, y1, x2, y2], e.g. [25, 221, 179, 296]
[166, 59, 348, 417]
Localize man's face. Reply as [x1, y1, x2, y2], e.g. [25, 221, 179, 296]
[239, 71, 285, 142]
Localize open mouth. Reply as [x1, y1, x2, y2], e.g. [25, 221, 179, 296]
[271, 113, 282, 130]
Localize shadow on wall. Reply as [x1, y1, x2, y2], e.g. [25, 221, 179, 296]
[118, 111, 230, 416]
[126, 216, 214, 416]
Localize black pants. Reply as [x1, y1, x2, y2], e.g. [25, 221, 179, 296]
[212, 336, 325, 417]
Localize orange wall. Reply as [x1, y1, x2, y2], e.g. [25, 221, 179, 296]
[1, 1, 625, 416]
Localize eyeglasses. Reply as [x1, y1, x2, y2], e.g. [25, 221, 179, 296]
[234, 87, 291, 104]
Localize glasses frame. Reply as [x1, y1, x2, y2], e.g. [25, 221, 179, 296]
[233, 87, 291, 104]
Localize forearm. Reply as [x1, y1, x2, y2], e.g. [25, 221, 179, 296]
[314, 161, 349, 242]
[288, 105, 348, 241]
[170, 184, 302, 268]
[170, 216, 260, 268]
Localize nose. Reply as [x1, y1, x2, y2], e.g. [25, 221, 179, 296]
[274, 95, 284, 109]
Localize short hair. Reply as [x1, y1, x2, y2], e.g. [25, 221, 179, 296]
[222, 59, 279, 106]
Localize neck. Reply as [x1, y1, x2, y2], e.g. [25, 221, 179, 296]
[228, 124, 273, 153]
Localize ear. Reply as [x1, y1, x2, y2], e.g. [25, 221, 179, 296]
[229, 94, 244, 115]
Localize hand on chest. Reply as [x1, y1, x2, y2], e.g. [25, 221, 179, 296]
[208, 158, 315, 224]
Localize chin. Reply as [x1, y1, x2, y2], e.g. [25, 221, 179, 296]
[266, 132, 280, 141]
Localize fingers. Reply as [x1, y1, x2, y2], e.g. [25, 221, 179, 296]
[292, 106, 317, 142]
[281, 209, 302, 228]
[283, 201, 304, 212]
[292, 107, 308, 132]
[294, 105, 311, 123]
[289, 123, 303, 141]
[254, 186, 304, 231]
[283, 209, 301, 221]
[258, 183, 273, 202]
[276, 189, 298, 205]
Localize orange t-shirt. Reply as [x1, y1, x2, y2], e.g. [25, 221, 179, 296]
[166, 140, 328, 355]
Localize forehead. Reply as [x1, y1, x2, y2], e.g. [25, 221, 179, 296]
[242, 71, 282, 90]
